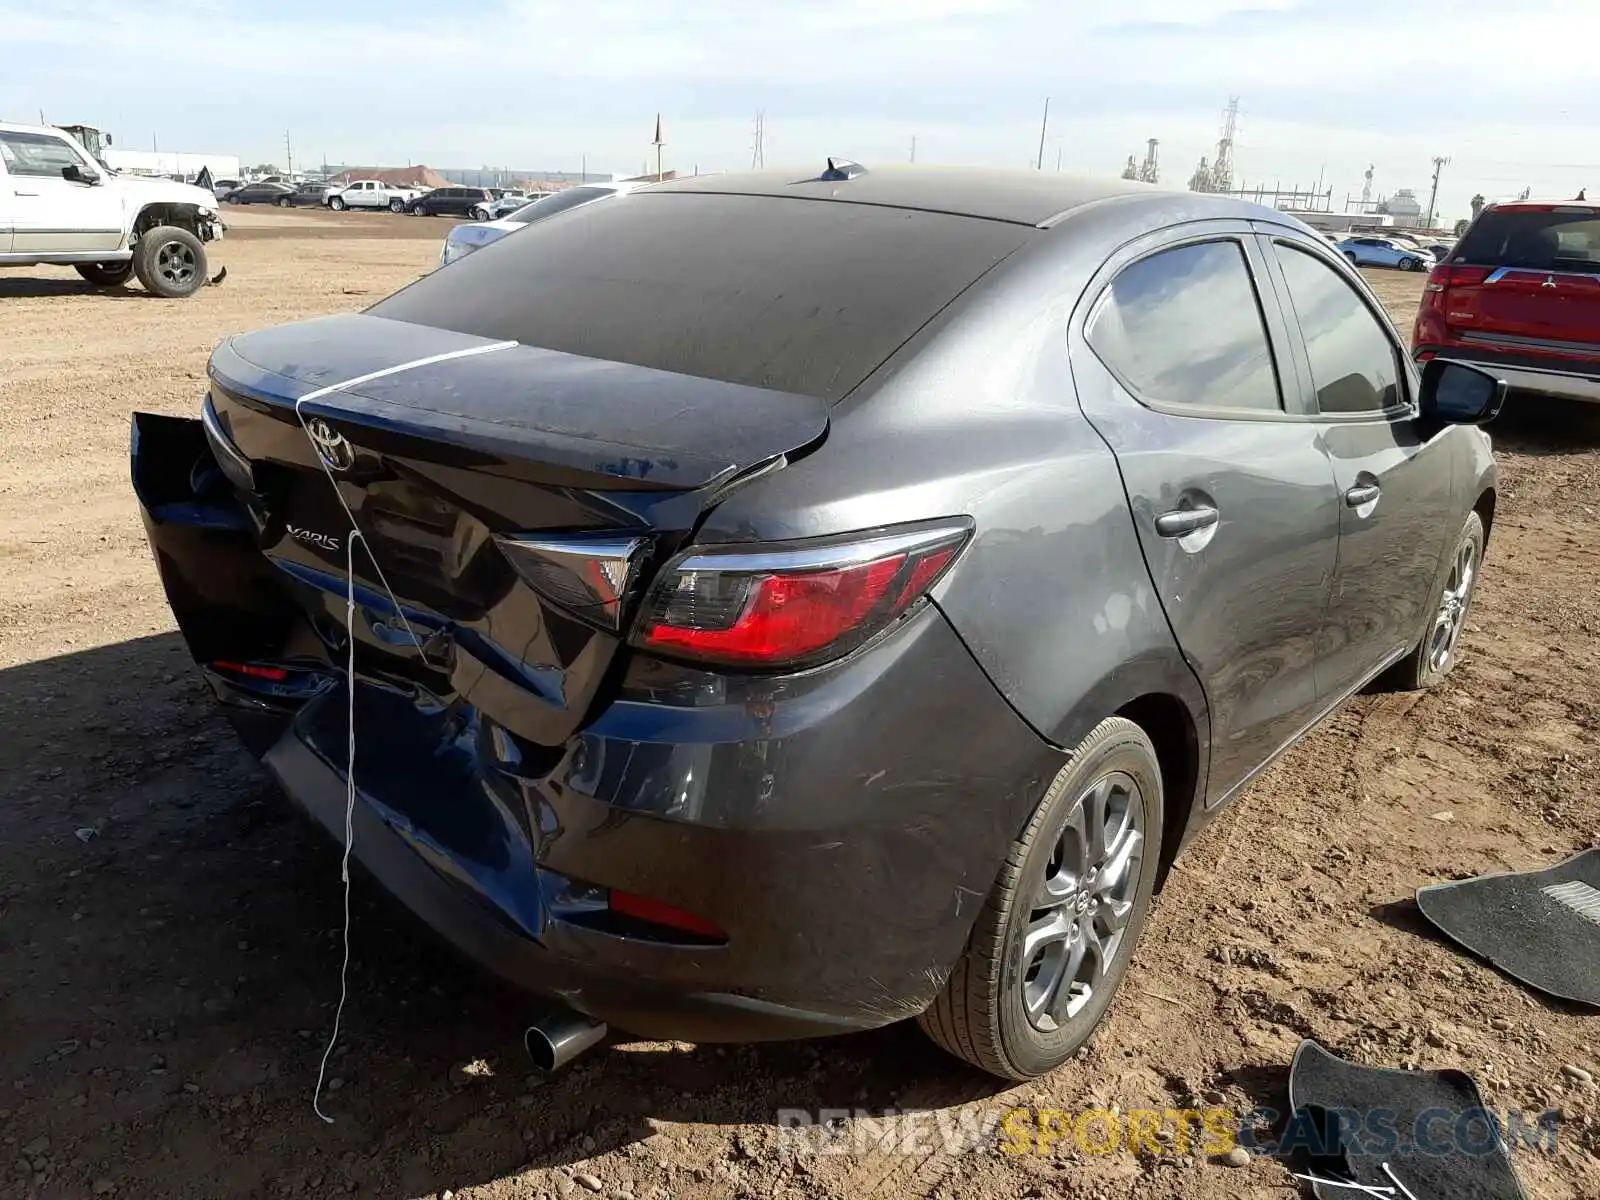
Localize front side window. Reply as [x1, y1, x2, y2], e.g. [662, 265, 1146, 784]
[1273, 243, 1402, 414]
[0, 131, 87, 178]
[1086, 239, 1282, 413]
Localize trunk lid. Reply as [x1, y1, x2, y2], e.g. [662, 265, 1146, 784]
[207, 312, 829, 745]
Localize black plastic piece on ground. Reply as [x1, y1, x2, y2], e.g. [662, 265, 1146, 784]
[1287, 1040, 1529, 1200]
[1416, 849, 1600, 1008]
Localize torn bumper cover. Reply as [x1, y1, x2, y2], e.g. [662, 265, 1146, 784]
[130, 404, 1058, 1041]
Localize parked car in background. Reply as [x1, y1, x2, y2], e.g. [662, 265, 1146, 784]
[224, 181, 295, 206]
[211, 178, 241, 199]
[408, 186, 498, 219]
[279, 182, 337, 208]
[328, 180, 420, 213]
[1337, 235, 1433, 271]
[135, 165, 1501, 1081]
[1415, 199, 1600, 404]
[0, 119, 222, 298]
[437, 181, 640, 266]
[484, 190, 533, 219]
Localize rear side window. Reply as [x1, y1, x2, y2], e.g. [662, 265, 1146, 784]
[1273, 243, 1401, 414]
[505, 186, 615, 224]
[1455, 208, 1600, 270]
[372, 193, 1031, 403]
[1086, 240, 1282, 413]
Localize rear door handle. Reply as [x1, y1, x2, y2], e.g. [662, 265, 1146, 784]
[1154, 506, 1220, 538]
[1345, 484, 1381, 507]
[14, 190, 39, 197]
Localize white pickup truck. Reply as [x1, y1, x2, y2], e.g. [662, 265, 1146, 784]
[327, 180, 424, 213]
[0, 120, 223, 298]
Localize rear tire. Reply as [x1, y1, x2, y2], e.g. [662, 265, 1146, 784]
[277, 196, 291, 207]
[74, 262, 134, 287]
[1402, 257, 1423, 271]
[918, 716, 1164, 1080]
[389, 198, 406, 213]
[409, 203, 425, 215]
[1377, 510, 1485, 691]
[132, 226, 207, 299]
[471, 205, 491, 221]
[1344, 251, 1359, 265]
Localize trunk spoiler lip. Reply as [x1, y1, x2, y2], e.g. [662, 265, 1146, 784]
[209, 314, 831, 493]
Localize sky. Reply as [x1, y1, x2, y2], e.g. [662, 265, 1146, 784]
[6, 0, 1600, 222]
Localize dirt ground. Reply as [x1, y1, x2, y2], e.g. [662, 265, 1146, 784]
[2, 209, 1599, 1200]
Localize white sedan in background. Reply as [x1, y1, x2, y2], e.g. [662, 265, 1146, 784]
[438, 181, 644, 266]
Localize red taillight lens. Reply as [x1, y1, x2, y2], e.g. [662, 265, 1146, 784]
[607, 890, 726, 940]
[211, 660, 289, 681]
[634, 520, 971, 668]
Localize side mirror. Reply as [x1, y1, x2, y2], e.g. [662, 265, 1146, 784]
[62, 163, 100, 185]
[1418, 358, 1505, 425]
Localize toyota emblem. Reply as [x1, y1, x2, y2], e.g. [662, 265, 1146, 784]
[306, 418, 356, 472]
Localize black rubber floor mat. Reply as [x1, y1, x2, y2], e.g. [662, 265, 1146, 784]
[1286, 1041, 1529, 1200]
[1415, 849, 1600, 1007]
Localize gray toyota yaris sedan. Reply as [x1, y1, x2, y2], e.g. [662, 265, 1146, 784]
[133, 161, 1499, 1079]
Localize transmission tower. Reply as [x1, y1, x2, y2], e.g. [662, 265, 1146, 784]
[1189, 155, 1213, 192]
[750, 110, 765, 170]
[1212, 96, 1239, 193]
[1360, 164, 1373, 209]
[1138, 138, 1160, 184]
[1426, 155, 1450, 228]
[1121, 154, 1139, 181]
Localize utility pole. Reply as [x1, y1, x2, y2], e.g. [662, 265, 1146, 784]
[284, 130, 293, 177]
[1035, 97, 1050, 170]
[581, 153, 587, 183]
[1056, 146, 1063, 172]
[909, 134, 916, 164]
[652, 113, 665, 182]
[1426, 155, 1450, 229]
[751, 111, 765, 169]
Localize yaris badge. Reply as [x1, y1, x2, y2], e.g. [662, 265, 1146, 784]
[306, 418, 355, 472]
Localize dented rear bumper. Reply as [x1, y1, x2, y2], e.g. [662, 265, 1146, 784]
[132, 409, 1061, 1040]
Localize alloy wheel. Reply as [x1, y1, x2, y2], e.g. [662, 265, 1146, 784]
[1015, 771, 1145, 1031]
[1427, 538, 1477, 672]
[155, 240, 197, 289]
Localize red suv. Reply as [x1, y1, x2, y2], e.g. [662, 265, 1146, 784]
[1414, 200, 1600, 403]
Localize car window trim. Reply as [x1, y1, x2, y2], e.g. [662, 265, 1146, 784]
[1075, 221, 1305, 423]
[1256, 228, 1418, 424]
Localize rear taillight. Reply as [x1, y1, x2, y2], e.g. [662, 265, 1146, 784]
[210, 660, 289, 681]
[1416, 264, 1491, 349]
[633, 519, 971, 668]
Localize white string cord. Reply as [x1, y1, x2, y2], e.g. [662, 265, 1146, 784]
[289, 339, 515, 1123]
[311, 532, 363, 1124]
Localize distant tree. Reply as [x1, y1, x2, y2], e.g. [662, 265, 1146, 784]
[1454, 219, 1469, 236]
[1469, 193, 1486, 220]
[247, 163, 280, 177]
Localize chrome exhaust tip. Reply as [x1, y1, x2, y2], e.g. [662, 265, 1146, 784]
[523, 1009, 608, 1075]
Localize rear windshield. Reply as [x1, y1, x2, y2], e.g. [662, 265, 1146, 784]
[371, 192, 1031, 402]
[1455, 209, 1600, 270]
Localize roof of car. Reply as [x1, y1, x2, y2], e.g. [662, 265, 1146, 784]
[644, 164, 1160, 227]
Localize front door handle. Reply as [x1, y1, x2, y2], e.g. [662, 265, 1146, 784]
[1154, 505, 1220, 538]
[13, 189, 39, 197]
[1345, 484, 1381, 507]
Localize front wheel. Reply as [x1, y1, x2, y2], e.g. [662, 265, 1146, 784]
[409, 203, 425, 216]
[389, 198, 406, 213]
[1379, 510, 1485, 691]
[1402, 257, 1424, 271]
[132, 226, 207, 299]
[1344, 250, 1359, 265]
[328, 196, 346, 211]
[919, 716, 1164, 1080]
[277, 197, 291, 208]
[471, 206, 491, 221]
